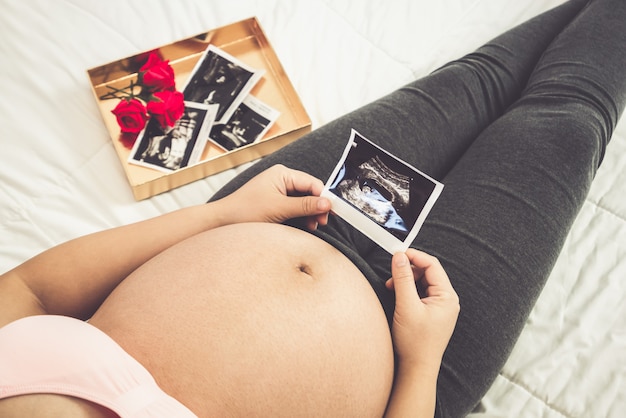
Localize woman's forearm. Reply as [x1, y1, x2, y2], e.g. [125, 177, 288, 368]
[384, 362, 439, 418]
[0, 165, 332, 327]
[1, 203, 226, 323]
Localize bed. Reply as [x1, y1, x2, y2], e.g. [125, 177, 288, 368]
[1, 1, 624, 416]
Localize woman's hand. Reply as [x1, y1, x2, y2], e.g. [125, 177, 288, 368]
[383, 249, 459, 417]
[386, 249, 459, 371]
[214, 164, 331, 230]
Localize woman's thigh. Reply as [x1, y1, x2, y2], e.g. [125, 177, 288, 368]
[420, 0, 626, 415]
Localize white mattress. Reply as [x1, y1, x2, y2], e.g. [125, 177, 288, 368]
[1, 1, 624, 416]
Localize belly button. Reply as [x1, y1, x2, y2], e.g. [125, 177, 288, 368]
[297, 263, 313, 276]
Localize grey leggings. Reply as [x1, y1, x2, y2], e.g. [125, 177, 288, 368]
[210, 0, 626, 415]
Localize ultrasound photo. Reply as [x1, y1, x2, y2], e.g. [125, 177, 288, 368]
[182, 45, 264, 124]
[209, 94, 280, 151]
[323, 129, 443, 253]
[129, 102, 216, 172]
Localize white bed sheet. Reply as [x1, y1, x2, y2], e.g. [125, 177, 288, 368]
[1, 1, 624, 416]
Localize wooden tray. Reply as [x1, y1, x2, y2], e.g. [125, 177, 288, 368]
[88, 17, 311, 200]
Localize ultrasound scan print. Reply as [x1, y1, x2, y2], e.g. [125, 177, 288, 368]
[332, 155, 412, 238]
[328, 133, 437, 240]
[324, 130, 443, 253]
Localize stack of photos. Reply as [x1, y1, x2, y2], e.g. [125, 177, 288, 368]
[321, 129, 444, 254]
[129, 45, 280, 172]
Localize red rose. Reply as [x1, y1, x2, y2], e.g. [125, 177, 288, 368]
[111, 98, 148, 133]
[132, 49, 163, 68]
[140, 52, 176, 92]
[147, 90, 185, 128]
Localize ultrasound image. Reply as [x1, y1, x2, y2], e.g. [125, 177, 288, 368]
[329, 132, 438, 240]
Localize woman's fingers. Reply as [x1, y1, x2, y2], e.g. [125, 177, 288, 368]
[277, 164, 326, 197]
[390, 252, 421, 306]
[405, 249, 454, 297]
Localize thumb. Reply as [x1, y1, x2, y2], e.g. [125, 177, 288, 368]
[391, 252, 420, 306]
[286, 195, 331, 218]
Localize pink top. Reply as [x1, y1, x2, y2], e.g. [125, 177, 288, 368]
[0, 315, 197, 417]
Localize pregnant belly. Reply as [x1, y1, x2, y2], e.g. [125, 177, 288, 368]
[89, 223, 394, 417]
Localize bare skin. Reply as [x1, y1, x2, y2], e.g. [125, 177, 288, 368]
[0, 165, 459, 417]
[90, 222, 396, 416]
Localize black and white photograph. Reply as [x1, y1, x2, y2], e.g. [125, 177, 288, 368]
[182, 45, 265, 125]
[208, 94, 280, 151]
[322, 129, 444, 254]
[128, 102, 217, 173]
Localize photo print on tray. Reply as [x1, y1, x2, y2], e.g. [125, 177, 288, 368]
[128, 102, 218, 173]
[322, 129, 444, 254]
[209, 94, 280, 151]
[182, 45, 265, 125]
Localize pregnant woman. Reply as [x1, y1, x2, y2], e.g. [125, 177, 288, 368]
[1, 0, 625, 416]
